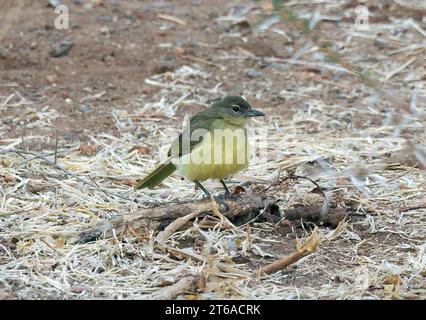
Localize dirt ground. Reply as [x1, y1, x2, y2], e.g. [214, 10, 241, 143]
[0, 0, 425, 300]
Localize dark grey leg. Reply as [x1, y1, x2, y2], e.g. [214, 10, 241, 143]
[220, 179, 231, 196]
[194, 180, 211, 198]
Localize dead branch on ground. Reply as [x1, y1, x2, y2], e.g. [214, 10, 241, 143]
[258, 228, 321, 275]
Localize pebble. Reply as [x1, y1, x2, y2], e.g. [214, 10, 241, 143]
[245, 68, 262, 78]
[46, 75, 57, 84]
[64, 130, 73, 143]
[78, 104, 92, 113]
[50, 39, 74, 58]
[329, 120, 342, 130]
[100, 26, 110, 34]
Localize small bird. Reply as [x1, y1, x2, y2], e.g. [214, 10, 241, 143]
[135, 96, 265, 198]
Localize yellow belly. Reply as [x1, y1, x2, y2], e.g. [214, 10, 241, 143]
[172, 127, 249, 181]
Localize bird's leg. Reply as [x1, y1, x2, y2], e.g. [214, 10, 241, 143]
[220, 179, 231, 196]
[194, 180, 211, 199]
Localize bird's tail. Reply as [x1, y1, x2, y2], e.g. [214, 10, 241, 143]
[135, 161, 176, 189]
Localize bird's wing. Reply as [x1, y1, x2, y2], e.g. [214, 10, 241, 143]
[167, 109, 216, 158]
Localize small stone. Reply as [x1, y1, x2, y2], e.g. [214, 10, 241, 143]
[46, 75, 57, 84]
[99, 16, 112, 22]
[374, 39, 386, 50]
[78, 104, 92, 113]
[84, 3, 93, 11]
[341, 113, 353, 124]
[101, 52, 115, 64]
[58, 90, 70, 99]
[172, 46, 186, 56]
[100, 26, 110, 34]
[50, 39, 74, 58]
[64, 130, 73, 143]
[329, 120, 341, 130]
[245, 68, 262, 78]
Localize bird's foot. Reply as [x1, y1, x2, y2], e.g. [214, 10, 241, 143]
[194, 180, 212, 199]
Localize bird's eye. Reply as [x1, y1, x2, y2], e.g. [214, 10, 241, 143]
[232, 105, 240, 113]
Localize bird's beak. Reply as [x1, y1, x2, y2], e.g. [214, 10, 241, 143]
[246, 108, 265, 117]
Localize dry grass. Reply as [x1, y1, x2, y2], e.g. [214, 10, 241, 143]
[0, 1, 425, 299]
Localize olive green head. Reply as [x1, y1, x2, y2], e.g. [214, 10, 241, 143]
[211, 96, 265, 126]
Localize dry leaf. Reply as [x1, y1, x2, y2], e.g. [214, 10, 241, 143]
[0, 292, 11, 300]
[27, 180, 53, 194]
[142, 86, 156, 94]
[129, 145, 150, 155]
[336, 177, 351, 186]
[16, 240, 33, 253]
[0, 159, 10, 167]
[79, 144, 99, 155]
[55, 238, 65, 249]
[1, 174, 14, 184]
[120, 179, 138, 187]
[233, 185, 246, 195]
[383, 274, 402, 299]
[260, 0, 273, 11]
[384, 274, 403, 285]
[173, 47, 186, 56]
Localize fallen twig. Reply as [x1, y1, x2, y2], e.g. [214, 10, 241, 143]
[258, 228, 321, 275]
[151, 274, 202, 300]
[156, 211, 200, 244]
[157, 13, 187, 26]
[70, 194, 280, 244]
[261, 175, 325, 198]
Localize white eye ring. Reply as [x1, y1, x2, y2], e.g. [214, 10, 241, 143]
[232, 105, 240, 113]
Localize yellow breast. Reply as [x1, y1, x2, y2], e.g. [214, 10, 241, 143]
[172, 127, 249, 181]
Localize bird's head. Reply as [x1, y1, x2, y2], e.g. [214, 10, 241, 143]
[212, 96, 265, 126]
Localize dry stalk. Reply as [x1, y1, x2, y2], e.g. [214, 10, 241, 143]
[151, 274, 203, 300]
[258, 228, 321, 275]
[155, 211, 200, 244]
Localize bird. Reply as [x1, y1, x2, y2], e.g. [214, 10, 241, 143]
[135, 96, 265, 198]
